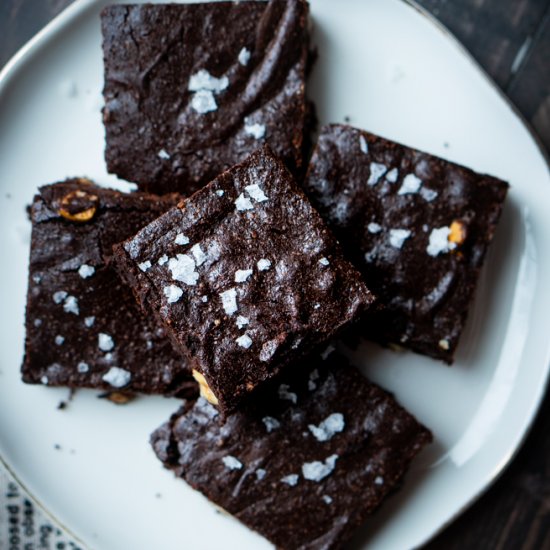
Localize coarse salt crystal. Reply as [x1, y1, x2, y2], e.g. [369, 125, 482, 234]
[78, 264, 95, 278]
[235, 193, 254, 211]
[164, 285, 183, 304]
[168, 254, 199, 286]
[359, 135, 368, 154]
[158, 149, 170, 160]
[427, 227, 456, 257]
[98, 333, 115, 352]
[368, 222, 382, 234]
[245, 184, 268, 203]
[367, 162, 388, 186]
[238, 47, 251, 66]
[191, 244, 207, 266]
[257, 258, 271, 271]
[138, 260, 152, 272]
[102, 367, 131, 388]
[222, 455, 242, 470]
[398, 173, 422, 195]
[281, 474, 299, 487]
[302, 455, 338, 482]
[220, 288, 238, 315]
[236, 334, 253, 349]
[175, 233, 189, 245]
[262, 416, 281, 433]
[308, 413, 345, 442]
[235, 269, 253, 283]
[389, 229, 411, 249]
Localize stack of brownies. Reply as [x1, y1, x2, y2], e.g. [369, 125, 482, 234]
[22, 1, 509, 548]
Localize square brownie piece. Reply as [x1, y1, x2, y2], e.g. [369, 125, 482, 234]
[101, 0, 309, 195]
[151, 351, 432, 550]
[303, 124, 509, 362]
[114, 146, 374, 414]
[23, 179, 195, 396]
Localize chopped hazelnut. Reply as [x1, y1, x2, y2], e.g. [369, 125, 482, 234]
[438, 339, 450, 351]
[192, 369, 219, 405]
[448, 220, 467, 246]
[58, 189, 99, 222]
[98, 391, 135, 405]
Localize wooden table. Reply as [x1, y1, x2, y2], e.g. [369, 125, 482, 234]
[1, 1, 549, 549]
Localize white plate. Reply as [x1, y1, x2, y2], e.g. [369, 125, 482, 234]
[1, 0, 549, 549]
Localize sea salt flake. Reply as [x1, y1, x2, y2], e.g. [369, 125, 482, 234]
[427, 227, 456, 257]
[63, 295, 79, 315]
[190, 90, 217, 114]
[175, 233, 190, 246]
[54, 335, 65, 346]
[367, 162, 388, 185]
[53, 290, 68, 304]
[398, 173, 423, 195]
[374, 476, 384, 485]
[257, 258, 271, 271]
[368, 222, 382, 234]
[245, 184, 268, 203]
[41, 376, 49, 385]
[220, 288, 238, 315]
[191, 244, 207, 266]
[262, 416, 281, 433]
[236, 315, 249, 329]
[259, 339, 279, 362]
[84, 316, 95, 328]
[236, 334, 253, 349]
[78, 264, 95, 278]
[158, 254, 168, 266]
[235, 193, 254, 211]
[278, 384, 297, 404]
[98, 333, 115, 352]
[102, 367, 131, 388]
[255, 468, 266, 480]
[188, 69, 229, 93]
[168, 254, 199, 285]
[238, 47, 251, 66]
[319, 257, 330, 266]
[321, 344, 335, 360]
[281, 474, 299, 487]
[308, 413, 345, 442]
[138, 260, 152, 272]
[235, 269, 253, 283]
[158, 149, 170, 160]
[302, 455, 338, 482]
[201, 295, 208, 303]
[222, 455, 243, 470]
[77, 361, 89, 373]
[359, 135, 368, 154]
[389, 229, 411, 249]
[322, 495, 333, 504]
[164, 285, 183, 304]
[244, 121, 266, 140]
[420, 187, 438, 202]
[386, 168, 399, 183]
[216, 189, 225, 197]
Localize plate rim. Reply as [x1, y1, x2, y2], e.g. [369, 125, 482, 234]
[0, 0, 549, 548]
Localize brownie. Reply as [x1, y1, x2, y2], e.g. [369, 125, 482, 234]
[151, 351, 432, 550]
[303, 124, 509, 362]
[22, 179, 195, 396]
[101, 0, 309, 195]
[114, 146, 375, 414]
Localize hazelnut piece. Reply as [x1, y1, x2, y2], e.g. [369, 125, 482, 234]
[192, 369, 219, 405]
[58, 189, 99, 222]
[448, 220, 467, 246]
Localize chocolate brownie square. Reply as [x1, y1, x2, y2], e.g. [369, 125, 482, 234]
[22, 179, 194, 396]
[151, 351, 432, 550]
[303, 124, 509, 362]
[101, 0, 309, 195]
[114, 146, 374, 414]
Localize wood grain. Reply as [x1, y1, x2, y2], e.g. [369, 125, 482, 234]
[0, 1, 549, 549]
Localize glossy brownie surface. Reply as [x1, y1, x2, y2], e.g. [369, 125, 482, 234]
[304, 124, 509, 362]
[151, 351, 432, 550]
[114, 147, 374, 413]
[102, 0, 309, 195]
[23, 179, 194, 396]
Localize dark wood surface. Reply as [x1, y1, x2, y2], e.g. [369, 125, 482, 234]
[1, 1, 549, 549]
